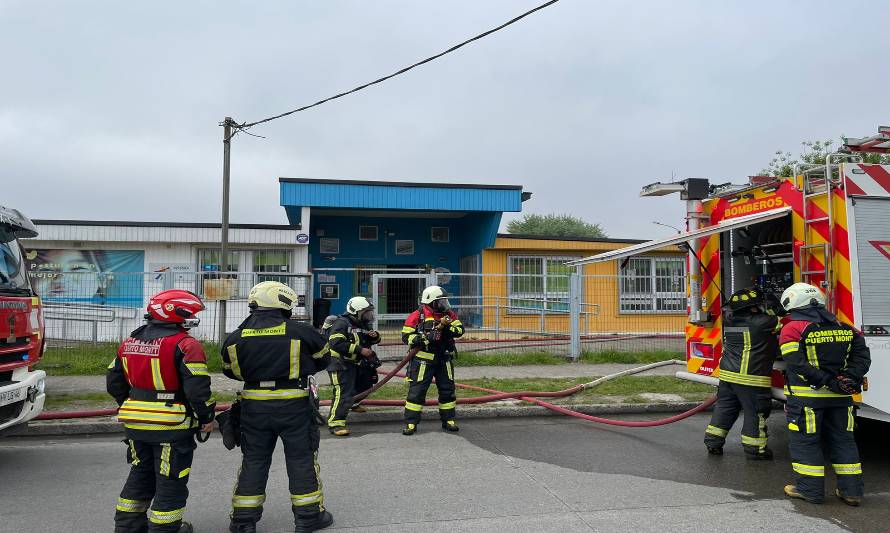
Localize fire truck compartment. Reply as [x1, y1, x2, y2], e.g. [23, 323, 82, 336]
[719, 213, 794, 301]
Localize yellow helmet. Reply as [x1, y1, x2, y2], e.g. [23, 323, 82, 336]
[248, 281, 297, 311]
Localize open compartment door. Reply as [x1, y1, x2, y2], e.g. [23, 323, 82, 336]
[567, 207, 792, 266]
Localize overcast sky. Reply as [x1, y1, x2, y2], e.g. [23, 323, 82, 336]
[3, 1, 889, 239]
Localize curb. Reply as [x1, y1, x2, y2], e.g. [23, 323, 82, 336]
[11, 401, 710, 437]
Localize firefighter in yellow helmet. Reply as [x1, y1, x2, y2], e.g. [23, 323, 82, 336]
[400, 285, 464, 435]
[778, 283, 870, 506]
[324, 295, 381, 436]
[704, 286, 779, 459]
[222, 281, 333, 533]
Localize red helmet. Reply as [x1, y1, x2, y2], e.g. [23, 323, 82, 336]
[146, 290, 205, 325]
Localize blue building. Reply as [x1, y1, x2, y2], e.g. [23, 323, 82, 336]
[279, 178, 529, 315]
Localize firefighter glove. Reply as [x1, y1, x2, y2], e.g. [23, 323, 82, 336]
[831, 375, 861, 395]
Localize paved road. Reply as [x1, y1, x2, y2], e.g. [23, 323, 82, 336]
[2, 414, 887, 532]
[46, 363, 681, 395]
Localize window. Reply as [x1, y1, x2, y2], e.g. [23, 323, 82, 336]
[507, 256, 575, 313]
[394, 240, 415, 256]
[431, 227, 450, 243]
[619, 256, 686, 313]
[254, 250, 291, 284]
[197, 249, 242, 299]
[359, 226, 378, 241]
[319, 238, 340, 255]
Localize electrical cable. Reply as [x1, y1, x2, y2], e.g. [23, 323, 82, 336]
[234, 0, 560, 131]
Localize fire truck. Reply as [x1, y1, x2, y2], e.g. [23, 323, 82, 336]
[572, 127, 890, 421]
[0, 206, 46, 435]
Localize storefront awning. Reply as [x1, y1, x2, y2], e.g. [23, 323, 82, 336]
[567, 206, 792, 266]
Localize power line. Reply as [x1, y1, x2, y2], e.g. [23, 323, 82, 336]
[234, 0, 560, 131]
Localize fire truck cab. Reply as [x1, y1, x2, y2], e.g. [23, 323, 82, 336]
[572, 127, 890, 422]
[0, 206, 46, 435]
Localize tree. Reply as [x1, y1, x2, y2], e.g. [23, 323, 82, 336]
[506, 213, 607, 238]
[761, 138, 890, 177]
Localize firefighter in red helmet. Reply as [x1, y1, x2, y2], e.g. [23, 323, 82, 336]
[107, 290, 216, 533]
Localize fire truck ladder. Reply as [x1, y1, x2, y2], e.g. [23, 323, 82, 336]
[799, 165, 833, 305]
[798, 153, 862, 312]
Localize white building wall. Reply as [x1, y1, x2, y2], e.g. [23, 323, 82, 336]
[23, 228, 310, 343]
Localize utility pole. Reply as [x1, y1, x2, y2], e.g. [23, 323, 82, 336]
[218, 117, 233, 344]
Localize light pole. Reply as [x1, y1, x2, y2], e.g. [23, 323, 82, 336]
[218, 117, 233, 344]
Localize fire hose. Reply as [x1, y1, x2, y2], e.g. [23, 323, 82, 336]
[35, 349, 716, 427]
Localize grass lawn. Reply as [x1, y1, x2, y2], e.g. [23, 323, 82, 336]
[42, 375, 713, 411]
[38, 344, 684, 376]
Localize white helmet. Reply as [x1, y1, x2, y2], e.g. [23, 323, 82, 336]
[248, 281, 297, 311]
[421, 285, 450, 312]
[780, 282, 826, 311]
[345, 296, 375, 327]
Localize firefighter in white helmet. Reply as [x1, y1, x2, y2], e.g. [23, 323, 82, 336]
[324, 296, 381, 436]
[222, 281, 333, 533]
[400, 285, 464, 435]
[778, 283, 870, 506]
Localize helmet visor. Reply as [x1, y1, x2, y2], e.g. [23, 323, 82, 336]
[360, 309, 376, 326]
[431, 298, 451, 313]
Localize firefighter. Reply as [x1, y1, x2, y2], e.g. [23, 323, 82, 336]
[778, 283, 871, 506]
[401, 285, 464, 435]
[326, 296, 381, 436]
[703, 286, 779, 459]
[107, 289, 215, 533]
[222, 281, 333, 533]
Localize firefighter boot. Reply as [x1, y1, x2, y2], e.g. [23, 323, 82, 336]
[177, 523, 194, 533]
[329, 426, 350, 437]
[745, 447, 774, 461]
[442, 420, 459, 432]
[294, 510, 333, 532]
[784, 485, 823, 504]
[706, 446, 723, 456]
[836, 489, 861, 507]
[402, 423, 417, 436]
[229, 522, 257, 533]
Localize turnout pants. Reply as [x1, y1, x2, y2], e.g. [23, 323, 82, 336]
[114, 437, 196, 533]
[786, 399, 863, 501]
[231, 397, 324, 527]
[704, 381, 772, 456]
[404, 356, 456, 425]
[328, 364, 358, 429]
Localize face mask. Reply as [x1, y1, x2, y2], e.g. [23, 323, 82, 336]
[360, 310, 376, 327]
[432, 299, 450, 312]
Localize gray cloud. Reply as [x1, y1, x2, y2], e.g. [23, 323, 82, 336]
[2, 0, 888, 238]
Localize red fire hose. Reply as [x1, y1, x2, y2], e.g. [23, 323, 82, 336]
[36, 349, 715, 427]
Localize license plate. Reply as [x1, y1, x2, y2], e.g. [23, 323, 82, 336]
[0, 387, 26, 407]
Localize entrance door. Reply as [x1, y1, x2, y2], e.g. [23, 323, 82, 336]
[372, 273, 436, 329]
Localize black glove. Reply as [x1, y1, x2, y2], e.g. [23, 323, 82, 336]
[216, 401, 241, 450]
[368, 353, 382, 368]
[827, 375, 861, 395]
[410, 334, 427, 349]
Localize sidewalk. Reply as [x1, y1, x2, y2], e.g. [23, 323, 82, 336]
[46, 362, 681, 395]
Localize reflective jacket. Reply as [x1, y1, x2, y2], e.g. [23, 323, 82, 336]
[221, 310, 330, 401]
[718, 310, 779, 388]
[326, 315, 374, 371]
[401, 306, 464, 361]
[106, 322, 214, 442]
[779, 307, 871, 405]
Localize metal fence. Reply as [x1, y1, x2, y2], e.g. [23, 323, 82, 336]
[37, 271, 311, 344]
[35, 269, 685, 359]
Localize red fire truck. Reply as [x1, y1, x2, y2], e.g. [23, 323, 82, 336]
[0, 206, 46, 435]
[572, 127, 890, 421]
